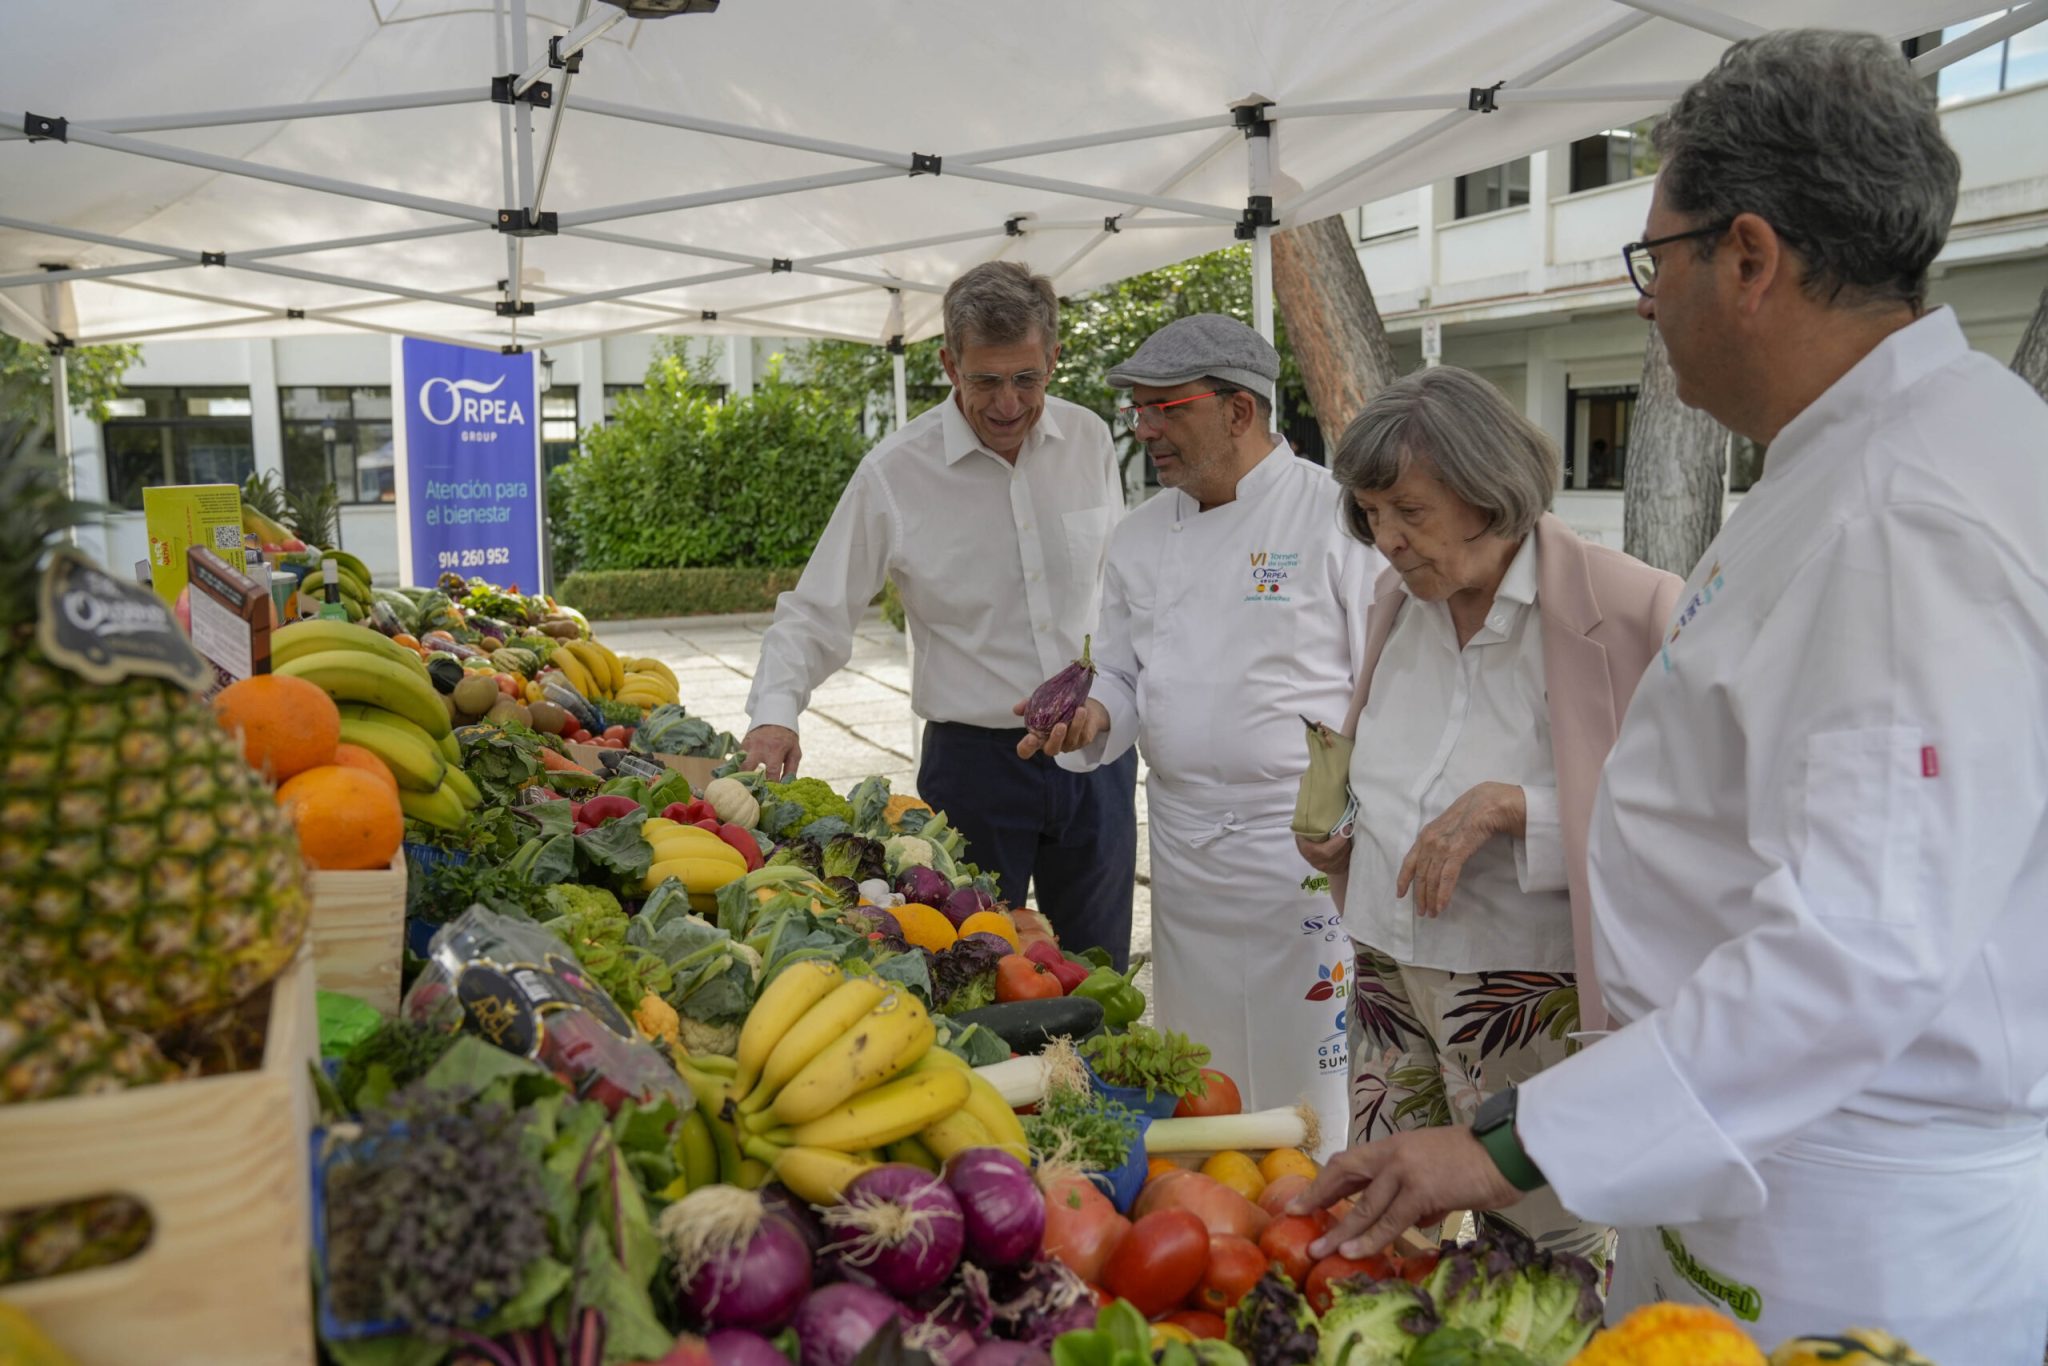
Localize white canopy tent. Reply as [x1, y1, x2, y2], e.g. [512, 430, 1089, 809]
[2, 0, 2035, 391]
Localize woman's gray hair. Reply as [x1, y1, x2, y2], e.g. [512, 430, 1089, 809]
[1330, 367, 1557, 546]
[1654, 29, 1959, 311]
[942, 261, 1059, 356]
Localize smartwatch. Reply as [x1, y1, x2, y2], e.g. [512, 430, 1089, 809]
[1472, 1086, 1547, 1193]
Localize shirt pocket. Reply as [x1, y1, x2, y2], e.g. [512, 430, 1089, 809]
[1800, 725, 1925, 924]
[1062, 506, 1115, 589]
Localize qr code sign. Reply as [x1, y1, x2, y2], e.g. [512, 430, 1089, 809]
[212, 523, 244, 552]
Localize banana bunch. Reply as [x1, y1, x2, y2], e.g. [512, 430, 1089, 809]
[642, 817, 747, 906]
[616, 656, 679, 709]
[550, 639, 623, 700]
[294, 557, 375, 622]
[670, 1048, 747, 1195]
[273, 620, 481, 828]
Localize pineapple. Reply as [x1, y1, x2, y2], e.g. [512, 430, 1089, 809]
[0, 397, 311, 1033]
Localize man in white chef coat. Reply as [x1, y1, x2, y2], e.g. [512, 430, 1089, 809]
[1024, 314, 1381, 1146]
[1297, 31, 2048, 1360]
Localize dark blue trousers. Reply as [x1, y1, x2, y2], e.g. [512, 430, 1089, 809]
[917, 721, 1139, 971]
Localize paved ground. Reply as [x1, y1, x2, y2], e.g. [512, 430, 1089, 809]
[598, 611, 1159, 1009]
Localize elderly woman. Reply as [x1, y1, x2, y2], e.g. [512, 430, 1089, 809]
[1297, 366, 1679, 1261]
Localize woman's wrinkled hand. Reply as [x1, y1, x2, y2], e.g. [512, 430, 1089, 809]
[1297, 830, 1353, 874]
[1397, 781, 1524, 917]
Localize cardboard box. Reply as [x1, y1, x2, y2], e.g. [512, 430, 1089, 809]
[565, 744, 717, 793]
[186, 545, 273, 684]
[141, 483, 244, 607]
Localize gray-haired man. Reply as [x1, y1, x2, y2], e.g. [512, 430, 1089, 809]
[1299, 32, 2048, 1360]
[743, 261, 1138, 965]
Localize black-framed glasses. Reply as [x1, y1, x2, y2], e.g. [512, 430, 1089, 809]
[1621, 220, 1734, 297]
[1116, 390, 1227, 432]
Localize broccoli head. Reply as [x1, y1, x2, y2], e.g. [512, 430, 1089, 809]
[1227, 1271, 1320, 1366]
[822, 832, 887, 883]
[1314, 1278, 1439, 1366]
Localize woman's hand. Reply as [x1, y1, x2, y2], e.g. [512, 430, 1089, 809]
[1398, 781, 1524, 917]
[1291, 1126, 1522, 1260]
[1297, 830, 1352, 874]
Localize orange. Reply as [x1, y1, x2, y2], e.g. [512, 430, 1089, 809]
[331, 742, 400, 796]
[1200, 1150, 1267, 1202]
[1258, 1148, 1319, 1184]
[214, 674, 339, 783]
[1146, 1156, 1184, 1184]
[892, 903, 958, 953]
[957, 910, 1019, 950]
[277, 765, 403, 870]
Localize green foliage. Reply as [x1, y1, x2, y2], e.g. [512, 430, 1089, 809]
[551, 350, 866, 572]
[1080, 1023, 1213, 1101]
[554, 565, 803, 619]
[0, 334, 141, 426]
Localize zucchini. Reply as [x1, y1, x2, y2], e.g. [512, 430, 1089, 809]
[950, 997, 1104, 1055]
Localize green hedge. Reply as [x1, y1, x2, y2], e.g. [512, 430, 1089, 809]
[555, 567, 805, 620]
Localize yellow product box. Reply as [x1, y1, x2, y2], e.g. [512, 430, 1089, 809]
[142, 483, 246, 607]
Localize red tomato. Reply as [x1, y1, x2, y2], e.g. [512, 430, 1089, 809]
[1256, 1173, 1316, 1220]
[1304, 1252, 1398, 1315]
[1101, 1210, 1209, 1318]
[1257, 1215, 1326, 1287]
[1396, 1248, 1441, 1285]
[602, 725, 630, 741]
[1162, 1309, 1227, 1340]
[1196, 1234, 1266, 1313]
[1041, 1174, 1130, 1284]
[1172, 1069, 1242, 1118]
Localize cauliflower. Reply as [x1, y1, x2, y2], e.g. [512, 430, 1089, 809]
[677, 1016, 739, 1056]
[885, 834, 935, 877]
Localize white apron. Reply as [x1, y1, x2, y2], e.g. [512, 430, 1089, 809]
[1609, 1108, 2048, 1362]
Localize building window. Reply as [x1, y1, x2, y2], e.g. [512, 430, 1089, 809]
[1932, 10, 2048, 103]
[602, 384, 640, 421]
[101, 387, 256, 511]
[1453, 158, 1530, 219]
[1563, 386, 1636, 491]
[1568, 120, 1660, 192]
[542, 386, 580, 472]
[280, 387, 394, 505]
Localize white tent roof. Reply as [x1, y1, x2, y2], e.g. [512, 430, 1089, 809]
[0, 0, 2011, 353]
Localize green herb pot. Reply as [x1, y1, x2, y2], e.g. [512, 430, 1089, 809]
[1084, 1058, 1182, 1121]
[1086, 1112, 1153, 1214]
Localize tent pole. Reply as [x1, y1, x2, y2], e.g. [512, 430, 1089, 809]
[1042, 131, 1238, 286]
[801, 226, 1006, 267]
[1603, 0, 1763, 42]
[574, 97, 915, 170]
[944, 165, 1241, 222]
[0, 259, 190, 291]
[1246, 109, 1275, 346]
[1020, 217, 1219, 233]
[0, 293, 59, 345]
[513, 7, 624, 95]
[531, 0, 591, 218]
[947, 114, 1234, 166]
[562, 225, 768, 267]
[0, 89, 490, 141]
[0, 224, 486, 292]
[1912, 2, 2047, 75]
[800, 267, 944, 295]
[509, 0, 535, 332]
[530, 264, 765, 311]
[559, 165, 906, 228]
[49, 346, 76, 543]
[892, 352, 909, 432]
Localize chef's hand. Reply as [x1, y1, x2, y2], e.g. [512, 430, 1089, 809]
[1014, 698, 1109, 759]
[739, 725, 802, 782]
[1291, 1126, 1522, 1261]
[1297, 831, 1353, 874]
[1398, 781, 1524, 917]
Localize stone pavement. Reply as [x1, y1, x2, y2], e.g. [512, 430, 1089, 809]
[596, 611, 1158, 1010]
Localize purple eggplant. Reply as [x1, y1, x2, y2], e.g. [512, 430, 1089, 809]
[1022, 636, 1095, 735]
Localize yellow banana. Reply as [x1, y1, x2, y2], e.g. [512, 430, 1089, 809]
[441, 765, 482, 809]
[769, 990, 933, 1127]
[643, 855, 745, 896]
[958, 1071, 1031, 1162]
[399, 783, 468, 830]
[596, 642, 624, 695]
[273, 618, 429, 679]
[337, 715, 446, 791]
[732, 960, 844, 1100]
[886, 1136, 941, 1173]
[551, 651, 598, 699]
[775, 1066, 969, 1152]
[438, 731, 461, 764]
[617, 685, 675, 707]
[565, 640, 619, 697]
[742, 977, 889, 1114]
[628, 657, 680, 688]
[766, 1145, 875, 1205]
[275, 649, 451, 739]
[919, 1107, 996, 1162]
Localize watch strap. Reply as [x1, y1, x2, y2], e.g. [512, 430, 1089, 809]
[1472, 1088, 1547, 1193]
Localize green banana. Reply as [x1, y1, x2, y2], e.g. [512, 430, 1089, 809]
[398, 783, 468, 830]
[273, 618, 427, 678]
[440, 765, 482, 809]
[438, 732, 461, 765]
[275, 648, 451, 739]
[337, 716, 446, 792]
[678, 1110, 718, 1191]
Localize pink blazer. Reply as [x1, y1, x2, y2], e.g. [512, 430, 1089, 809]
[1330, 513, 1681, 1031]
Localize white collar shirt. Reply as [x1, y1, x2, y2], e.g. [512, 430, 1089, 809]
[1344, 534, 1572, 972]
[1519, 307, 2048, 1228]
[748, 393, 1123, 732]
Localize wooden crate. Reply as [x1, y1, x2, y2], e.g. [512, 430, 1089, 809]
[0, 948, 320, 1364]
[308, 851, 407, 1014]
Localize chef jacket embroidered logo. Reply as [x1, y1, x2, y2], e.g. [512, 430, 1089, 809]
[1246, 549, 1300, 602]
[1660, 559, 1726, 672]
[1301, 959, 1352, 1071]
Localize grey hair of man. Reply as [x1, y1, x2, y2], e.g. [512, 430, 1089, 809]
[1330, 367, 1558, 547]
[942, 260, 1060, 357]
[1653, 29, 1959, 312]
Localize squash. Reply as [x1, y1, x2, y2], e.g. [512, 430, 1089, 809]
[893, 902, 958, 953]
[883, 793, 933, 828]
[1570, 1304, 1766, 1365]
[1767, 1332, 1935, 1366]
[702, 775, 761, 829]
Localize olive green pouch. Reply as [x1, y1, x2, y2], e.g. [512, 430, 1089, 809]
[1291, 717, 1357, 840]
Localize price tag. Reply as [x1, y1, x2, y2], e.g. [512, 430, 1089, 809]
[35, 547, 211, 692]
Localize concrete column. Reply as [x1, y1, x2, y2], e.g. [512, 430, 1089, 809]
[578, 340, 604, 432]
[1416, 184, 1443, 302]
[728, 335, 756, 399]
[248, 338, 284, 482]
[1525, 149, 1561, 293]
[1524, 332, 1569, 472]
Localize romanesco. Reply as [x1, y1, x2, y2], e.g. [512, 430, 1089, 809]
[762, 776, 855, 837]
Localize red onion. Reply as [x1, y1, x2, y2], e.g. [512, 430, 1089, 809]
[820, 1164, 965, 1299]
[896, 865, 954, 910]
[702, 1328, 791, 1366]
[659, 1187, 812, 1334]
[961, 1345, 1053, 1366]
[759, 1182, 826, 1257]
[944, 1149, 1044, 1268]
[792, 1282, 903, 1366]
[941, 886, 995, 928]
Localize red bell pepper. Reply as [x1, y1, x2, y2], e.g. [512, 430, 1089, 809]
[716, 822, 764, 871]
[1047, 959, 1093, 995]
[578, 795, 643, 826]
[1022, 941, 1065, 972]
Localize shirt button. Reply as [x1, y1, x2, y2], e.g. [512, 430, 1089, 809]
[1037, 623, 1049, 633]
[1020, 523, 1032, 533]
[1030, 572, 1042, 582]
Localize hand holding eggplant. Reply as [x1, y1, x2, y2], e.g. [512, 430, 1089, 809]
[1015, 697, 1108, 759]
[1013, 634, 1103, 759]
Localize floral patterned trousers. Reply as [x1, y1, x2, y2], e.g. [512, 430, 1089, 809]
[1347, 943, 1611, 1266]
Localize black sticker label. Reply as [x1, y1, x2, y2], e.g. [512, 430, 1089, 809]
[456, 965, 540, 1056]
[35, 548, 210, 692]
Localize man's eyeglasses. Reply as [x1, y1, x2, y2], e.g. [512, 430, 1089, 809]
[1621, 220, 1734, 297]
[1116, 390, 1225, 432]
[960, 370, 1048, 396]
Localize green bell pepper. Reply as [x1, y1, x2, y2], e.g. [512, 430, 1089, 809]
[1073, 964, 1146, 1029]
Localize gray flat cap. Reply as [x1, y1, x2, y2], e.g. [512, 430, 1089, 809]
[1106, 313, 1279, 403]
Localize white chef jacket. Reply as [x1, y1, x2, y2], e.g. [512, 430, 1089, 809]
[1345, 536, 1571, 973]
[1520, 307, 2048, 1229]
[747, 394, 1123, 733]
[1059, 442, 1378, 786]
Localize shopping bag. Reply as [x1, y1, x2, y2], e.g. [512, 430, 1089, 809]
[1290, 716, 1356, 840]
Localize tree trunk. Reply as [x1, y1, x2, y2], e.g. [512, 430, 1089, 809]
[1270, 214, 1398, 446]
[1623, 327, 1729, 577]
[2012, 282, 2048, 402]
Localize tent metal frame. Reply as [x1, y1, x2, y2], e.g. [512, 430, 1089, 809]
[7, 0, 2041, 381]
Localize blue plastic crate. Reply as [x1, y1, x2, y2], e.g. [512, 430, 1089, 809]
[308, 1127, 409, 1342]
[1087, 1113, 1154, 1214]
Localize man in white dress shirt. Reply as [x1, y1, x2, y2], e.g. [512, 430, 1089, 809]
[1298, 31, 2048, 1360]
[1028, 314, 1380, 1144]
[742, 262, 1138, 964]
